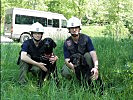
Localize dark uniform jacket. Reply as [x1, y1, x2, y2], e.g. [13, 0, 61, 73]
[64, 33, 94, 58]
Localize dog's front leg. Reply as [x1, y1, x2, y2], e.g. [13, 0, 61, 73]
[75, 67, 82, 81]
[37, 70, 47, 88]
[52, 65, 59, 86]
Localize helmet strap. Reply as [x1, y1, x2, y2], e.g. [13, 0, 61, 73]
[32, 35, 42, 42]
[33, 38, 41, 42]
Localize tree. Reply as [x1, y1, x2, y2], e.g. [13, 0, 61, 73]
[45, 0, 88, 19]
[1, 0, 48, 24]
[104, 0, 133, 39]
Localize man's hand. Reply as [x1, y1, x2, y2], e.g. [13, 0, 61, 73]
[71, 64, 75, 73]
[65, 58, 75, 73]
[49, 56, 58, 64]
[37, 62, 47, 72]
[91, 67, 98, 80]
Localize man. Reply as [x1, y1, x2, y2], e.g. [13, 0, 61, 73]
[17, 22, 58, 86]
[61, 17, 99, 81]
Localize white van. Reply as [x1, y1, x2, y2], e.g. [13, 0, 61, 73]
[4, 8, 70, 42]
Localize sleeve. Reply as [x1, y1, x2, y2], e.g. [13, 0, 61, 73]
[87, 37, 95, 52]
[21, 41, 29, 52]
[63, 42, 70, 59]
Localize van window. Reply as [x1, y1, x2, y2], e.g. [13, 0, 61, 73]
[53, 19, 59, 28]
[5, 14, 12, 24]
[61, 20, 67, 28]
[48, 19, 52, 26]
[15, 15, 21, 24]
[15, 14, 47, 27]
[34, 17, 47, 27]
[15, 14, 33, 25]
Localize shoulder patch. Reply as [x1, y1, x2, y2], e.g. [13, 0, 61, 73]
[66, 40, 72, 46]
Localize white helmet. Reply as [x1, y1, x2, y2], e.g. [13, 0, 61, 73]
[30, 22, 44, 33]
[67, 17, 82, 28]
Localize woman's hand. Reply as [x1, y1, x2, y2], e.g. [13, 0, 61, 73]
[91, 67, 98, 80]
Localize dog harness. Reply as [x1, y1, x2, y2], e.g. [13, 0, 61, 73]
[40, 53, 55, 61]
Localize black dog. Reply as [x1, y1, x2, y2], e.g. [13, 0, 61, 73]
[69, 53, 93, 84]
[35, 38, 58, 87]
[69, 53, 104, 94]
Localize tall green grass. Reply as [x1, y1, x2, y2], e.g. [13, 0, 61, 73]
[1, 30, 133, 99]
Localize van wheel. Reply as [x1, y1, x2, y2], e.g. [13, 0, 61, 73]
[20, 34, 31, 43]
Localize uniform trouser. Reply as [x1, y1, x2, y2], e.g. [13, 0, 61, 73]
[18, 60, 42, 85]
[61, 52, 93, 79]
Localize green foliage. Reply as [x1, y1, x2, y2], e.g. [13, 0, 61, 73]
[82, 25, 105, 37]
[45, 0, 88, 19]
[1, 0, 48, 23]
[1, 24, 4, 35]
[102, 22, 130, 39]
[1, 27, 133, 99]
[123, 17, 133, 34]
[103, 0, 133, 38]
[1, 0, 133, 29]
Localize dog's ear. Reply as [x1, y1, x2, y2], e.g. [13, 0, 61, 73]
[52, 40, 56, 48]
[68, 56, 73, 63]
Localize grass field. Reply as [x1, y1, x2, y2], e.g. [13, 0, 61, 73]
[1, 26, 133, 100]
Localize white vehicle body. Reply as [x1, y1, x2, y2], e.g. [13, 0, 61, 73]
[4, 8, 69, 42]
[0, 35, 13, 43]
